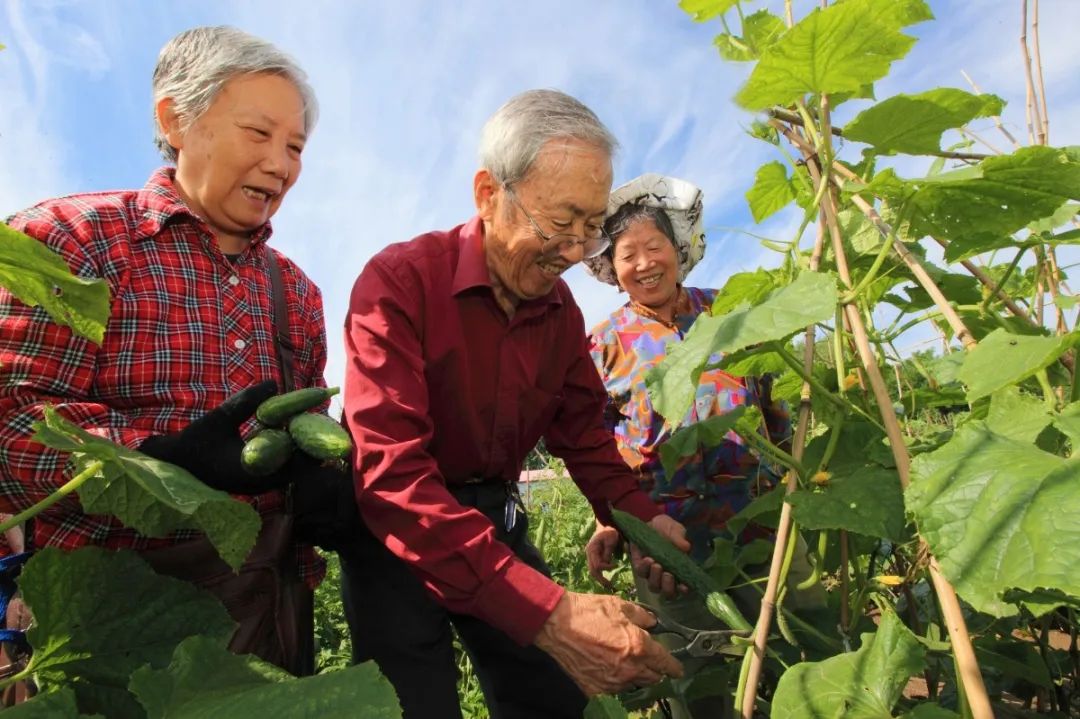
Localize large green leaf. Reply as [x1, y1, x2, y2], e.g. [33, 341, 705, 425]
[986, 386, 1053, 443]
[789, 423, 905, 541]
[32, 408, 260, 569]
[955, 328, 1076, 402]
[714, 10, 785, 62]
[2, 688, 100, 718]
[771, 610, 925, 718]
[19, 547, 235, 718]
[735, 0, 932, 110]
[746, 161, 796, 222]
[583, 695, 629, 719]
[865, 147, 1080, 261]
[648, 272, 837, 423]
[787, 466, 905, 542]
[678, 0, 741, 22]
[659, 406, 746, 479]
[711, 268, 783, 315]
[907, 422, 1080, 616]
[844, 89, 1005, 155]
[0, 223, 110, 344]
[129, 636, 401, 718]
[1052, 400, 1080, 446]
[900, 706, 960, 719]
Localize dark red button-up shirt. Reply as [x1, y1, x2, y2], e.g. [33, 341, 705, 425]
[343, 216, 660, 645]
[0, 168, 327, 586]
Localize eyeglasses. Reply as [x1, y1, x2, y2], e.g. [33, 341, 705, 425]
[504, 187, 611, 260]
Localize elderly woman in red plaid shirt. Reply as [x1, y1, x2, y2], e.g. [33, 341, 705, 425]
[0, 26, 356, 676]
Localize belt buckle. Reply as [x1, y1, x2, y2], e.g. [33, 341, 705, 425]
[463, 476, 485, 485]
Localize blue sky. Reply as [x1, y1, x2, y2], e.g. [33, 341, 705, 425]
[2, 0, 1079, 390]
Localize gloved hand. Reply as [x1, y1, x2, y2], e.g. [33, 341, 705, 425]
[139, 381, 289, 494]
[287, 453, 361, 552]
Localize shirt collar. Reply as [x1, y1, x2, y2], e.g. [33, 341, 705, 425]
[451, 216, 564, 311]
[132, 167, 274, 246]
[628, 285, 688, 327]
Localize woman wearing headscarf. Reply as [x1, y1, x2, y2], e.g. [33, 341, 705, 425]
[582, 173, 791, 718]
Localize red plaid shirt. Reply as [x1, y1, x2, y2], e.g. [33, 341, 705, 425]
[0, 168, 327, 586]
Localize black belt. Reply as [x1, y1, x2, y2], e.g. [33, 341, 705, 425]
[447, 478, 523, 532]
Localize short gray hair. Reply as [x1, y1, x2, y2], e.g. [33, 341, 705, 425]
[152, 26, 319, 162]
[478, 89, 618, 187]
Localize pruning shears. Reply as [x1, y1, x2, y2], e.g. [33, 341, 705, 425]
[636, 602, 750, 660]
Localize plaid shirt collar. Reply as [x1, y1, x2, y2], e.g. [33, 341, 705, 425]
[132, 167, 274, 246]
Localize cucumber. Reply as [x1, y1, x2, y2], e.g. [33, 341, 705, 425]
[611, 509, 752, 631]
[241, 429, 295, 476]
[256, 386, 340, 427]
[287, 413, 352, 461]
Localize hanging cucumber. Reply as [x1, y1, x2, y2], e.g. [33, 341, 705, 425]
[241, 429, 295, 476]
[287, 413, 352, 461]
[611, 509, 752, 632]
[256, 386, 340, 427]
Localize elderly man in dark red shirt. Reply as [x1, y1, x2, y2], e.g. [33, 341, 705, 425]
[341, 89, 690, 718]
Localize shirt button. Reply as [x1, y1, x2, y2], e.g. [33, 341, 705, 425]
[228, 275, 240, 286]
[234, 339, 247, 350]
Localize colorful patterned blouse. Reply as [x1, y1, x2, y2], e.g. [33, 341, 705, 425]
[589, 286, 790, 558]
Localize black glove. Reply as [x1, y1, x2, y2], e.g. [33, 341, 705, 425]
[288, 453, 362, 552]
[139, 381, 289, 494]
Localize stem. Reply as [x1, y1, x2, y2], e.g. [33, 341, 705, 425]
[1036, 369, 1057, 411]
[840, 530, 850, 632]
[770, 341, 886, 433]
[978, 247, 1027, 315]
[0, 460, 105, 534]
[0, 666, 32, 694]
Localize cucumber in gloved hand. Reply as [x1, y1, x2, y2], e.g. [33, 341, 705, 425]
[287, 413, 352, 462]
[240, 428, 295, 476]
[255, 386, 340, 427]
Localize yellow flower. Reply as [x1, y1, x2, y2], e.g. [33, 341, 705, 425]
[873, 575, 905, 586]
[811, 471, 831, 486]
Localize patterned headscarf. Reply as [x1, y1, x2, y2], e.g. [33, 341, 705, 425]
[583, 173, 706, 286]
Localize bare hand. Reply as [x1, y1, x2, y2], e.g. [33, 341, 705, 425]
[534, 592, 683, 696]
[631, 515, 691, 599]
[585, 523, 620, 590]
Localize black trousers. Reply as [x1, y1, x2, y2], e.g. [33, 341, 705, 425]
[339, 484, 587, 719]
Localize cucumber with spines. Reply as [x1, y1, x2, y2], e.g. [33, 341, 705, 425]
[287, 413, 352, 461]
[256, 386, 340, 427]
[241, 429, 295, 476]
[611, 509, 752, 631]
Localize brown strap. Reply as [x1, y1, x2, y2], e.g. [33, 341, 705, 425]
[265, 249, 296, 392]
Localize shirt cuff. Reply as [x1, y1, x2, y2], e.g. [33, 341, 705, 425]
[612, 490, 662, 524]
[472, 556, 565, 646]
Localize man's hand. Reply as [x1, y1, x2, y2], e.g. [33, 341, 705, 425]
[585, 522, 620, 590]
[631, 515, 691, 599]
[533, 592, 683, 696]
[139, 381, 287, 494]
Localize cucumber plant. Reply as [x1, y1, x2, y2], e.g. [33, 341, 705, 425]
[589, 1, 1080, 717]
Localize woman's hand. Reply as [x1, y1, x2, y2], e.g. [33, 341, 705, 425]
[585, 522, 621, 590]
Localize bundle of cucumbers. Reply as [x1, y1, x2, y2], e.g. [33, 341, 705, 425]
[241, 386, 353, 476]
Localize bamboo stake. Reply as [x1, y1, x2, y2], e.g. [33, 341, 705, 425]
[1020, 0, 1044, 145]
[737, 199, 828, 719]
[960, 70, 1021, 149]
[1031, 0, 1050, 145]
[799, 91, 994, 714]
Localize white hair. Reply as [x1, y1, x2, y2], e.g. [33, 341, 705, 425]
[152, 26, 318, 162]
[478, 89, 618, 187]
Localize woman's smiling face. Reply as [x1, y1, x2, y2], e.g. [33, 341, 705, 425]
[611, 218, 679, 312]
